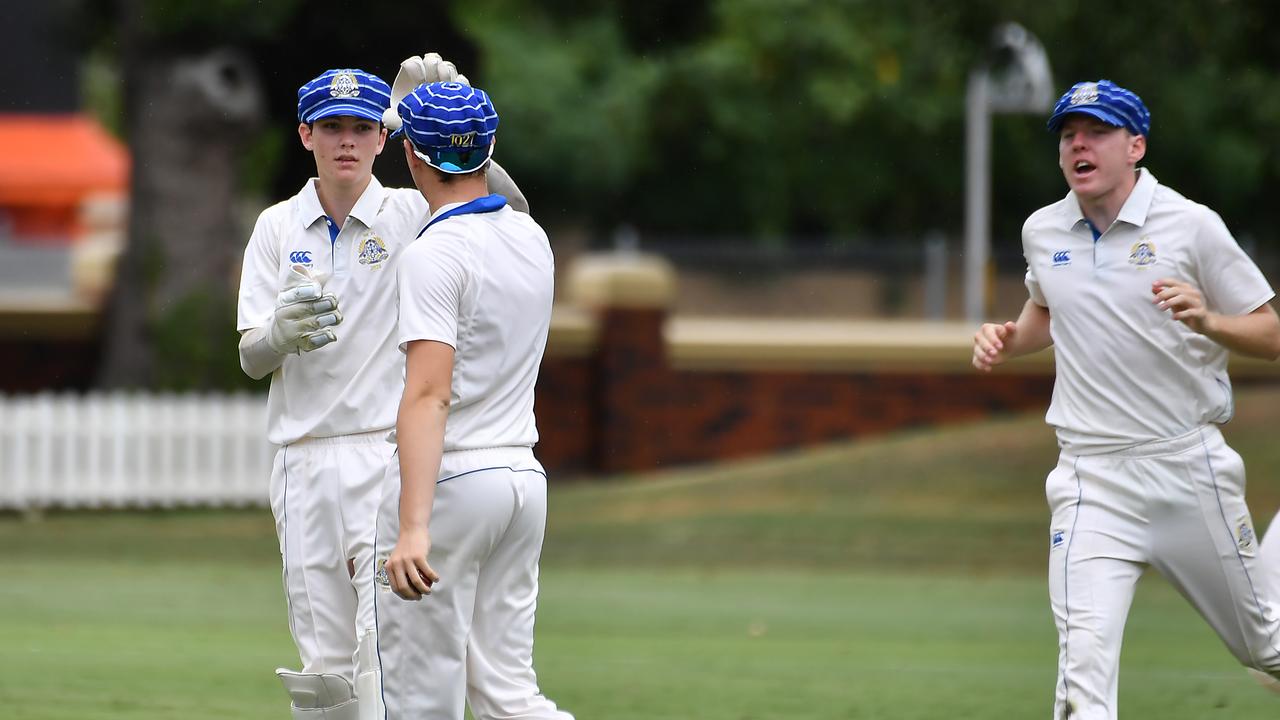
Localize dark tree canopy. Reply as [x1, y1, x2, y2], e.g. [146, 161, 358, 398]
[66, 0, 1280, 388]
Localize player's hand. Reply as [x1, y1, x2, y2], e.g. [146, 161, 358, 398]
[972, 321, 1018, 373]
[386, 526, 440, 601]
[268, 265, 343, 354]
[1153, 278, 1212, 334]
[382, 52, 471, 131]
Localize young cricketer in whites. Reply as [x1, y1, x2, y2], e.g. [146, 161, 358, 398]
[373, 80, 573, 720]
[236, 56, 526, 720]
[972, 79, 1280, 719]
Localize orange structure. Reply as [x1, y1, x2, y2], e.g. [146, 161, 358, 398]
[0, 114, 129, 242]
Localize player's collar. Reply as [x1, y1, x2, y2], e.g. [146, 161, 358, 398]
[416, 194, 507, 237]
[1061, 167, 1157, 231]
[297, 179, 327, 228]
[1114, 168, 1157, 228]
[346, 175, 385, 229]
[296, 176, 385, 230]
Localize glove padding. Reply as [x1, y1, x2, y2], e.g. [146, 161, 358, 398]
[382, 52, 471, 132]
[268, 265, 343, 353]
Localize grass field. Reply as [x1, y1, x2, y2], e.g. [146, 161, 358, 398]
[4, 388, 1280, 718]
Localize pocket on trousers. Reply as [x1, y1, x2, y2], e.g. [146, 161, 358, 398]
[1044, 457, 1078, 515]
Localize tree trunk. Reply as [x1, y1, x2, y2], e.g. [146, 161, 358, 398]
[97, 46, 263, 389]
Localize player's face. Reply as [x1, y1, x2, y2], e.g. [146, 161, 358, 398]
[1057, 115, 1145, 202]
[298, 116, 387, 186]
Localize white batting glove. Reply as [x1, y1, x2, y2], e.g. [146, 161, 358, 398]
[267, 265, 342, 353]
[382, 52, 471, 132]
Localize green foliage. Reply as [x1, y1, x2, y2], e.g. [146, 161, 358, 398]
[456, 3, 664, 217]
[448, 0, 1280, 245]
[97, 0, 1280, 243]
[81, 48, 124, 137]
[239, 125, 287, 198]
[151, 286, 259, 391]
[136, 0, 301, 46]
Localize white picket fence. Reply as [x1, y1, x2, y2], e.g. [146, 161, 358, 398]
[0, 392, 273, 510]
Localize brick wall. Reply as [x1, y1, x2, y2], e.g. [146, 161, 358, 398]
[532, 253, 1280, 475]
[534, 297, 1054, 475]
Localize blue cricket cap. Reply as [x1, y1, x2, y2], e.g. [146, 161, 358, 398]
[1047, 80, 1150, 137]
[398, 82, 499, 174]
[297, 68, 391, 124]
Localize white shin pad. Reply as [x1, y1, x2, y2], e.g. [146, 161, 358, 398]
[276, 668, 359, 720]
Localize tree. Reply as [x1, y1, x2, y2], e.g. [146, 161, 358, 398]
[96, 0, 282, 389]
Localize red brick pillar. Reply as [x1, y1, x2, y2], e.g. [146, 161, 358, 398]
[566, 254, 676, 474]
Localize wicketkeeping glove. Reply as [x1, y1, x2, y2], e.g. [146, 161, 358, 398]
[267, 265, 343, 353]
[382, 52, 471, 133]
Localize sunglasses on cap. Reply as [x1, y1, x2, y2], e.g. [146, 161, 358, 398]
[410, 139, 495, 174]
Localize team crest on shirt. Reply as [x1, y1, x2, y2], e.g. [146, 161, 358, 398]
[1128, 238, 1156, 266]
[329, 71, 360, 98]
[357, 232, 389, 268]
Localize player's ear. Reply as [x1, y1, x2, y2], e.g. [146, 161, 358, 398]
[375, 126, 388, 155]
[1129, 134, 1146, 164]
[298, 122, 314, 151]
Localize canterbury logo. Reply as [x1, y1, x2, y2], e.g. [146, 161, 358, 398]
[1052, 250, 1071, 267]
[289, 251, 313, 264]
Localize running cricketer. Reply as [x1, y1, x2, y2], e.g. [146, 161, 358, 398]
[236, 58, 526, 720]
[972, 79, 1280, 718]
[373, 81, 573, 720]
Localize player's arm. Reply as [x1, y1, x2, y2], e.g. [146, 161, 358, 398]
[972, 299, 1053, 372]
[385, 339, 452, 601]
[487, 160, 530, 214]
[1153, 279, 1280, 360]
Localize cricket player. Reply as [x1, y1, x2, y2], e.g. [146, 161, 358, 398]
[236, 59, 526, 720]
[373, 81, 572, 720]
[972, 79, 1280, 718]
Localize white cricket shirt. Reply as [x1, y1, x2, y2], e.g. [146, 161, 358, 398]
[396, 201, 553, 452]
[1023, 168, 1274, 453]
[237, 176, 430, 444]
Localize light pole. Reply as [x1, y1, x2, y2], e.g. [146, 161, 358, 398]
[963, 23, 1053, 323]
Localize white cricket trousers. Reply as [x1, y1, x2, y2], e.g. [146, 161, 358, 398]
[270, 430, 393, 683]
[1046, 424, 1280, 720]
[374, 446, 573, 720]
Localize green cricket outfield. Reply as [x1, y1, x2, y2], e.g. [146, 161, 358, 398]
[4, 387, 1280, 719]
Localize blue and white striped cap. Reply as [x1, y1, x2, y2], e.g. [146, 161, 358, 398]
[297, 69, 392, 124]
[398, 82, 499, 174]
[1047, 80, 1150, 137]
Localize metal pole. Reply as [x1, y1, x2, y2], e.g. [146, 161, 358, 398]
[963, 70, 991, 324]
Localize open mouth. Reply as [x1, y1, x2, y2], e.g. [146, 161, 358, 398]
[1073, 160, 1096, 179]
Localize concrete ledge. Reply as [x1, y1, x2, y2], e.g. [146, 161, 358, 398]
[0, 292, 99, 340]
[565, 253, 676, 310]
[548, 313, 1280, 377]
[666, 318, 1055, 374]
